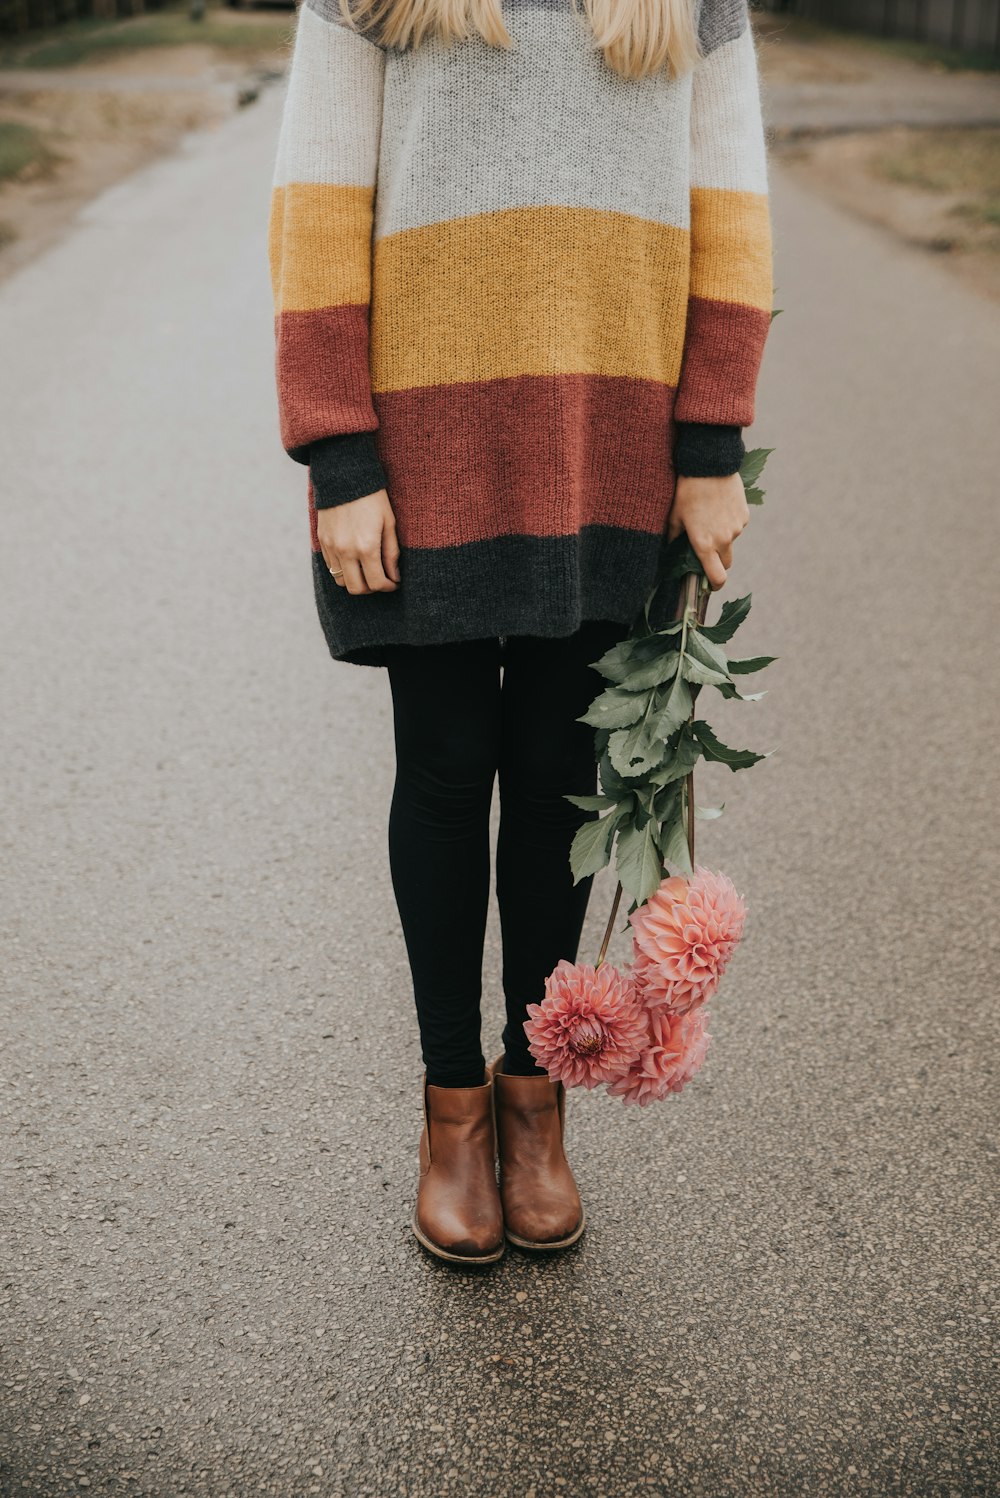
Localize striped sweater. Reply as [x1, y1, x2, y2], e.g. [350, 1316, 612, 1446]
[268, 0, 774, 666]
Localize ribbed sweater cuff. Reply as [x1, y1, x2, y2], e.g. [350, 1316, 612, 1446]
[673, 422, 746, 478]
[309, 431, 389, 509]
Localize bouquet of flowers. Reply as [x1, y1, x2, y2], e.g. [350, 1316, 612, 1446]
[524, 447, 776, 1105]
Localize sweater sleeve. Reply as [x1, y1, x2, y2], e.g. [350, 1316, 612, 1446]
[673, 0, 773, 429]
[673, 420, 746, 477]
[267, 0, 386, 470]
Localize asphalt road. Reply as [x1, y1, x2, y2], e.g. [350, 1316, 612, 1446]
[1, 84, 997, 1497]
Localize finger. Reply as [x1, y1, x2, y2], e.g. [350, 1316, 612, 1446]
[382, 522, 401, 584]
[665, 508, 683, 544]
[340, 556, 371, 595]
[696, 545, 727, 591]
[719, 541, 734, 571]
[360, 546, 397, 593]
[319, 539, 346, 587]
[326, 552, 347, 587]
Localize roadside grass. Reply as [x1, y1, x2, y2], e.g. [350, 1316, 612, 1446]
[872, 127, 1000, 235]
[0, 119, 55, 181]
[851, 34, 1000, 73]
[756, 13, 1000, 73]
[0, 3, 293, 69]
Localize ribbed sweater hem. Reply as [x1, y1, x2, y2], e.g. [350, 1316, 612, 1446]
[311, 526, 677, 667]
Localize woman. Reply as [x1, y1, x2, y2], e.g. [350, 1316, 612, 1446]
[267, 0, 773, 1264]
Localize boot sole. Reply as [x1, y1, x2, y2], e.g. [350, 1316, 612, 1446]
[410, 1211, 505, 1265]
[504, 1207, 587, 1252]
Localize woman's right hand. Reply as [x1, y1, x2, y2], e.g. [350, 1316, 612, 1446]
[317, 490, 401, 595]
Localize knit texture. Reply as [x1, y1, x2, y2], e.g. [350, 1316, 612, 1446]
[309, 417, 746, 508]
[268, 0, 774, 666]
[673, 421, 746, 476]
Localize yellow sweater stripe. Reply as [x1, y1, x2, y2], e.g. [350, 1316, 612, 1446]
[689, 188, 773, 308]
[268, 184, 375, 312]
[372, 207, 691, 389]
[270, 191, 772, 390]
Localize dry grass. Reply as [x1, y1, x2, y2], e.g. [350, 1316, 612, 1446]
[871, 127, 1000, 233]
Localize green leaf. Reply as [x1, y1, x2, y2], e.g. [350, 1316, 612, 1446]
[728, 655, 777, 675]
[619, 645, 682, 693]
[632, 794, 653, 831]
[716, 682, 767, 701]
[686, 629, 732, 674]
[695, 803, 725, 820]
[740, 446, 773, 487]
[634, 623, 683, 648]
[681, 653, 730, 688]
[648, 729, 701, 787]
[652, 780, 680, 821]
[692, 719, 769, 772]
[745, 485, 765, 507]
[615, 820, 663, 904]
[590, 639, 636, 683]
[564, 792, 617, 811]
[657, 802, 694, 876]
[598, 748, 628, 797]
[591, 636, 672, 684]
[578, 685, 649, 731]
[699, 595, 751, 646]
[649, 670, 693, 742]
[608, 713, 664, 778]
[569, 811, 615, 882]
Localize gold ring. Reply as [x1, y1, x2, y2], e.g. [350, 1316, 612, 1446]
[330, 567, 344, 578]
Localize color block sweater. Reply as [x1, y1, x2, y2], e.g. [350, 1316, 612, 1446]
[267, 0, 774, 667]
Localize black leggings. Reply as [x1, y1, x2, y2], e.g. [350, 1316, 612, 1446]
[384, 619, 631, 1088]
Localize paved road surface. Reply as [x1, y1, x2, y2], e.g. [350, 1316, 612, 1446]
[1, 84, 997, 1497]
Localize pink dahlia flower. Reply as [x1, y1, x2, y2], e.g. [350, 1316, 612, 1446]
[524, 959, 650, 1090]
[629, 866, 746, 1014]
[607, 1006, 711, 1107]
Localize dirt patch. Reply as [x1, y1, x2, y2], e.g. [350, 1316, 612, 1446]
[0, 5, 290, 279]
[773, 127, 1000, 303]
[0, 80, 236, 278]
[756, 19, 875, 88]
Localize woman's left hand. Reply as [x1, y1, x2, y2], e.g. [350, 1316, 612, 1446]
[665, 472, 750, 591]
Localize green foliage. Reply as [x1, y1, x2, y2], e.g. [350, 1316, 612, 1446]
[0, 120, 51, 182]
[567, 446, 777, 909]
[0, 5, 292, 68]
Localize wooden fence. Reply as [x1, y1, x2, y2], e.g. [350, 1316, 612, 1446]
[1, 0, 168, 38]
[759, 0, 1000, 56]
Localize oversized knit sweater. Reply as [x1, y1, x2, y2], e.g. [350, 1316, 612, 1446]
[268, 0, 774, 667]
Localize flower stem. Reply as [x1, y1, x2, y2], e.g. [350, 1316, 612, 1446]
[594, 881, 623, 971]
[677, 570, 710, 872]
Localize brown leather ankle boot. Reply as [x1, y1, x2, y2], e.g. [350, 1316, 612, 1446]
[411, 1072, 505, 1265]
[488, 1052, 586, 1251]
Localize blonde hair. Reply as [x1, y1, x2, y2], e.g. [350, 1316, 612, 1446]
[340, 0, 703, 81]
